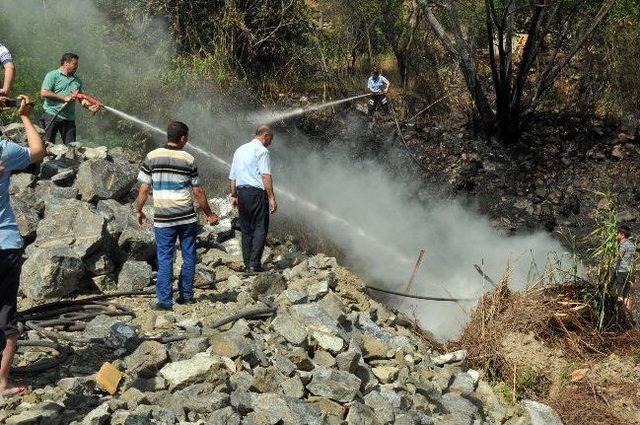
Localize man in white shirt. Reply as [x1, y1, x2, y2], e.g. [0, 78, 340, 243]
[229, 125, 277, 273]
[0, 43, 15, 96]
[367, 67, 390, 118]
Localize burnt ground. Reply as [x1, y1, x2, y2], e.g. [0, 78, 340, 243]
[285, 100, 640, 255]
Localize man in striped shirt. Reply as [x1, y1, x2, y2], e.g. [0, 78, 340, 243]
[0, 43, 15, 96]
[135, 121, 218, 310]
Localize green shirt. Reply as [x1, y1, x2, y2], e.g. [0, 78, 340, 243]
[41, 69, 84, 121]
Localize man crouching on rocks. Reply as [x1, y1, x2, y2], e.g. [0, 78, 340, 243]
[0, 95, 46, 396]
[135, 121, 219, 311]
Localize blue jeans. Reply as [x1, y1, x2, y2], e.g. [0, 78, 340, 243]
[154, 222, 197, 307]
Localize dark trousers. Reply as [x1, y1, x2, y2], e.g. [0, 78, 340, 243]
[237, 186, 269, 269]
[0, 249, 23, 338]
[41, 113, 76, 144]
[368, 94, 388, 116]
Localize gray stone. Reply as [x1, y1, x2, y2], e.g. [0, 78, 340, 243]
[21, 247, 85, 300]
[82, 146, 108, 161]
[5, 401, 63, 425]
[335, 351, 360, 372]
[51, 168, 76, 186]
[364, 390, 395, 424]
[248, 393, 296, 424]
[346, 401, 383, 425]
[291, 303, 347, 339]
[174, 383, 230, 414]
[250, 271, 286, 298]
[117, 260, 152, 291]
[281, 375, 305, 399]
[11, 196, 39, 239]
[306, 367, 361, 403]
[92, 274, 117, 292]
[117, 226, 155, 263]
[76, 159, 136, 202]
[106, 323, 140, 353]
[271, 313, 307, 345]
[9, 173, 35, 193]
[433, 350, 467, 366]
[208, 332, 247, 358]
[84, 252, 115, 276]
[32, 198, 106, 258]
[159, 352, 220, 390]
[311, 331, 344, 353]
[125, 341, 169, 378]
[440, 393, 478, 420]
[40, 158, 80, 179]
[449, 372, 477, 395]
[83, 315, 121, 341]
[207, 406, 241, 425]
[82, 402, 110, 425]
[522, 400, 564, 425]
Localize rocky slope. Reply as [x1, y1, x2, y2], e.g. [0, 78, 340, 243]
[0, 123, 565, 424]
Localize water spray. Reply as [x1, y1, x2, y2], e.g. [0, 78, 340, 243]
[100, 104, 412, 266]
[249, 93, 371, 124]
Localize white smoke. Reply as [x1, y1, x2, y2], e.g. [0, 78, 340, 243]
[0, 0, 570, 340]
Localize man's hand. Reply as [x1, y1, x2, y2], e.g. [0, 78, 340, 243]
[230, 195, 238, 211]
[206, 214, 219, 225]
[269, 197, 278, 214]
[0, 87, 9, 96]
[17, 95, 33, 117]
[136, 210, 146, 227]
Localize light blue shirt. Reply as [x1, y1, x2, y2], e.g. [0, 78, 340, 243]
[0, 139, 31, 249]
[229, 139, 271, 190]
[368, 75, 389, 93]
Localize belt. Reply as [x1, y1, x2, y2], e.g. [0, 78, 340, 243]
[237, 185, 264, 190]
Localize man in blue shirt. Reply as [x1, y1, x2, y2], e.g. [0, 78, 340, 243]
[0, 95, 46, 396]
[367, 67, 390, 118]
[229, 125, 277, 273]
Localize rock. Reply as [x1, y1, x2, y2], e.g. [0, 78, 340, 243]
[475, 380, 508, 423]
[251, 366, 286, 393]
[346, 401, 383, 425]
[522, 400, 564, 425]
[281, 376, 305, 399]
[159, 352, 220, 390]
[291, 303, 347, 339]
[40, 157, 80, 179]
[362, 337, 390, 359]
[311, 331, 344, 353]
[5, 402, 63, 425]
[11, 196, 39, 239]
[84, 252, 115, 276]
[372, 366, 399, 384]
[76, 159, 136, 202]
[208, 332, 247, 358]
[248, 393, 296, 424]
[250, 271, 286, 298]
[440, 393, 478, 422]
[51, 168, 76, 186]
[82, 146, 109, 161]
[336, 351, 361, 372]
[117, 260, 152, 291]
[174, 383, 230, 415]
[96, 362, 123, 395]
[306, 367, 361, 403]
[106, 323, 140, 353]
[364, 390, 395, 424]
[448, 372, 477, 395]
[433, 350, 467, 366]
[92, 274, 117, 292]
[271, 313, 307, 345]
[32, 198, 106, 258]
[207, 406, 241, 425]
[82, 402, 110, 425]
[9, 173, 35, 193]
[20, 247, 85, 300]
[117, 226, 155, 263]
[83, 315, 121, 340]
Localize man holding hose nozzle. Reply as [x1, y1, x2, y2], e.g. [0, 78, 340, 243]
[229, 125, 277, 274]
[0, 95, 46, 396]
[367, 67, 390, 119]
[40, 53, 100, 145]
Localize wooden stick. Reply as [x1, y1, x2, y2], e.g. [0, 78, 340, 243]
[404, 249, 426, 293]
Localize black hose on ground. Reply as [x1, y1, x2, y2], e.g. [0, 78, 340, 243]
[365, 285, 475, 302]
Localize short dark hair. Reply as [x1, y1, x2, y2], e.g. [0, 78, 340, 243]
[619, 225, 631, 238]
[255, 124, 273, 137]
[167, 121, 189, 142]
[371, 67, 380, 75]
[60, 53, 79, 65]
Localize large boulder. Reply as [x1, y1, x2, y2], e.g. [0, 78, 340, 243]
[10, 196, 39, 240]
[117, 260, 152, 291]
[32, 198, 106, 259]
[76, 159, 136, 203]
[21, 248, 85, 300]
[117, 226, 155, 263]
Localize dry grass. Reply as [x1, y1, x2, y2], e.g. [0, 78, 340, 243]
[454, 272, 640, 424]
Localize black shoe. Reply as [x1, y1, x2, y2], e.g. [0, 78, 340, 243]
[246, 265, 263, 274]
[152, 302, 172, 311]
[176, 297, 196, 305]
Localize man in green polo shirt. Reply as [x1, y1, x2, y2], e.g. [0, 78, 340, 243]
[40, 52, 99, 145]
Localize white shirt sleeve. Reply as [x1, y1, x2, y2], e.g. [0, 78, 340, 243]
[257, 150, 271, 175]
[381, 76, 390, 85]
[228, 152, 237, 180]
